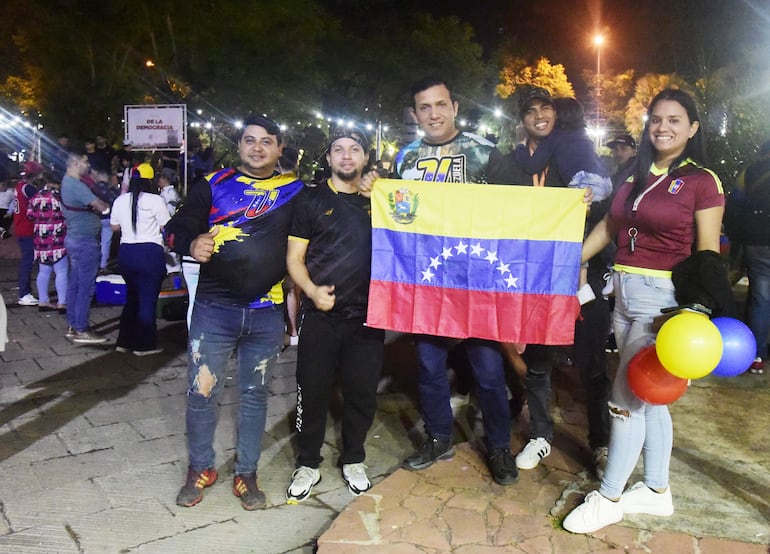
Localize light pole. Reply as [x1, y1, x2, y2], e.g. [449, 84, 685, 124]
[593, 34, 604, 150]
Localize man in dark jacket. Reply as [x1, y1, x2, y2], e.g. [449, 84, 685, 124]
[165, 115, 304, 509]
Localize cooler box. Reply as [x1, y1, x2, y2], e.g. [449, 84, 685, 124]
[157, 288, 188, 320]
[95, 274, 127, 305]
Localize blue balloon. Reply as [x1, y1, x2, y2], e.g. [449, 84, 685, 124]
[711, 317, 756, 377]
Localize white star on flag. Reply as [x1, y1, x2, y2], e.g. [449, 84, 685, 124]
[429, 256, 442, 269]
[421, 268, 435, 282]
[441, 247, 453, 260]
[505, 274, 519, 288]
[485, 250, 498, 264]
[470, 243, 485, 256]
[454, 241, 468, 254]
[496, 261, 510, 275]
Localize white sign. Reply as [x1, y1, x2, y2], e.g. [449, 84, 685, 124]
[124, 104, 187, 150]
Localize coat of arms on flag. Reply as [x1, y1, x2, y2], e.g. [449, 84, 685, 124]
[367, 179, 585, 345]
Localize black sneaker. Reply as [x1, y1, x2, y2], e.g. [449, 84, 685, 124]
[402, 435, 455, 471]
[487, 447, 519, 485]
[233, 473, 266, 510]
[176, 467, 218, 507]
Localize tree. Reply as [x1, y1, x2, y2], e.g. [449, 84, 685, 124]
[581, 68, 635, 133]
[694, 63, 770, 186]
[496, 56, 575, 102]
[625, 73, 695, 137]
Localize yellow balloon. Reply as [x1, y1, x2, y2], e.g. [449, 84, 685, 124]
[655, 312, 723, 379]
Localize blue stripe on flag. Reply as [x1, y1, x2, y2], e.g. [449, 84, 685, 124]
[372, 228, 581, 296]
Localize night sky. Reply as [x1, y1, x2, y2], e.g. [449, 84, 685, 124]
[326, 0, 768, 81]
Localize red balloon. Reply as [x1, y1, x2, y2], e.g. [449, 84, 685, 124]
[627, 345, 689, 405]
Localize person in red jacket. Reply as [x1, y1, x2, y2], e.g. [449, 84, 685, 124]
[14, 161, 44, 305]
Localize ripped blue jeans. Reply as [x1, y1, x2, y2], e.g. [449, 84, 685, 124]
[599, 271, 676, 499]
[185, 298, 283, 475]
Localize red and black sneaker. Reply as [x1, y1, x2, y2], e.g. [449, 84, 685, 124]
[749, 357, 765, 375]
[176, 467, 218, 507]
[233, 473, 266, 510]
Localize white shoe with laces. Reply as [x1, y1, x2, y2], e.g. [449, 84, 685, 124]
[286, 466, 321, 504]
[619, 481, 674, 516]
[515, 437, 551, 470]
[18, 294, 39, 306]
[341, 463, 371, 496]
[563, 490, 623, 534]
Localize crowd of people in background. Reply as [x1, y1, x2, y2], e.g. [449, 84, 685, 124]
[0, 78, 764, 536]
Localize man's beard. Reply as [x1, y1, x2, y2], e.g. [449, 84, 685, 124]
[333, 168, 360, 181]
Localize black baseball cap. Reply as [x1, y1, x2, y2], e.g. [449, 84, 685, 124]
[517, 85, 554, 119]
[327, 128, 370, 153]
[607, 134, 637, 149]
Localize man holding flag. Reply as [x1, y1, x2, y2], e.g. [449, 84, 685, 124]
[363, 77, 521, 485]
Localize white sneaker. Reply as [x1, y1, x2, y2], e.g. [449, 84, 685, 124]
[286, 466, 321, 504]
[516, 437, 551, 469]
[341, 463, 371, 496]
[449, 393, 470, 413]
[18, 294, 39, 306]
[563, 490, 623, 534]
[619, 481, 674, 516]
[592, 447, 609, 481]
[133, 347, 164, 356]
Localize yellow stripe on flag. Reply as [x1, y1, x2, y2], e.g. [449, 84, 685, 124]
[371, 179, 586, 242]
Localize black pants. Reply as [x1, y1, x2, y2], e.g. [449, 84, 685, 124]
[295, 310, 385, 468]
[572, 268, 611, 449]
[524, 263, 611, 448]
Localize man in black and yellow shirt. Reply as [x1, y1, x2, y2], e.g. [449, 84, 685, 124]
[284, 129, 385, 503]
[165, 115, 303, 511]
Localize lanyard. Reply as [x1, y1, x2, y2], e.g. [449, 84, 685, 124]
[532, 167, 548, 187]
[631, 173, 668, 212]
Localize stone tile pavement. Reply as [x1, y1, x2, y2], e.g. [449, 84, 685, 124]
[0, 239, 768, 552]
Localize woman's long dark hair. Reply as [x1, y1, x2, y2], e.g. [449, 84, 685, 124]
[627, 88, 707, 211]
[128, 176, 156, 233]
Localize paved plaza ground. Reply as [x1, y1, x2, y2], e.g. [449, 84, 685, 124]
[0, 237, 768, 553]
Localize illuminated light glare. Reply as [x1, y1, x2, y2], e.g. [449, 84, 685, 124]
[205, 122, 212, 129]
[196, 109, 203, 115]
[145, 59, 155, 68]
[233, 120, 243, 129]
[494, 108, 502, 118]
[366, 124, 373, 131]
[280, 124, 287, 131]
[337, 118, 344, 125]
[383, 125, 389, 132]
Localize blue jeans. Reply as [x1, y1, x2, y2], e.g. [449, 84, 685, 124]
[64, 236, 100, 332]
[36, 257, 68, 305]
[415, 335, 511, 449]
[185, 299, 284, 475]
[599, 272, 676, 499]
[744, 245, 770, 359]
[100, 219, 113, 270]
[18, 236, 34, 297]
[117, 243, 166, 352]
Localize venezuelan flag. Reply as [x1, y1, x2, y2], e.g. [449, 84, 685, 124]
[367, 179, 585, 345]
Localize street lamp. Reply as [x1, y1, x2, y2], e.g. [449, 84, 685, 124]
[593, 34, 605, 150]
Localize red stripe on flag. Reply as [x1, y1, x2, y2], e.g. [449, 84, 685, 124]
[367, 280, 579, 345]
